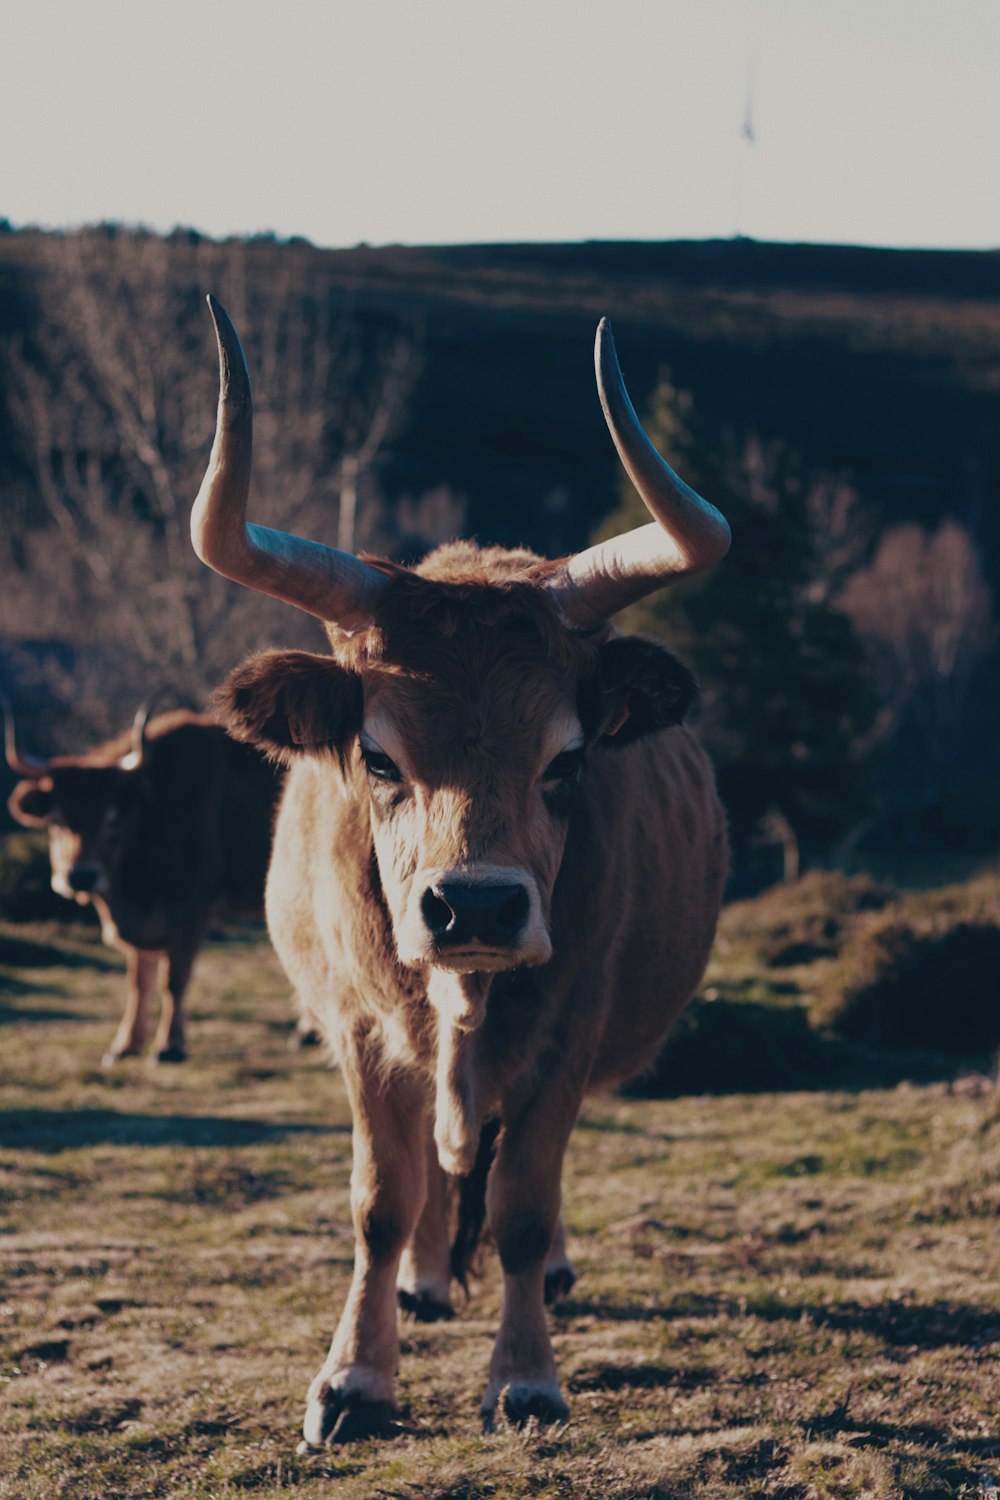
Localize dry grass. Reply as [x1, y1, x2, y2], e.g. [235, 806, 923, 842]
[2, 917, 1000, 1498]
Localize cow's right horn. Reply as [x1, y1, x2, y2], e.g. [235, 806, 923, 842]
[191, 296, 388, 631]
[0, 692, 49, 776]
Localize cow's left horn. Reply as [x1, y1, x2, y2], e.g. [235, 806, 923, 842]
[191, 296, 388, 630]
[548, 319, 731, 627]
[0, 691, 49, 776]
[118, 689, 174, 771]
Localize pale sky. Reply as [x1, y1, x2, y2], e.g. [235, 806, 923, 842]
[2, 0, 998, 251]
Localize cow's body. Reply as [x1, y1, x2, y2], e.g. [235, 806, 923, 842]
[7, 709, 282, 1063]
[191, 299, 732, 1443]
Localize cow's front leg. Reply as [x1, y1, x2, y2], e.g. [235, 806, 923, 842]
[481, 1082, 580, 1429]
[397, 1119, 454, 1321]
[152, 928, 201, 1063]
[301, 1045, 428, 1450]
[102, 948, 159, 1066]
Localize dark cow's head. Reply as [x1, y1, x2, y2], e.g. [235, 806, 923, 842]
[4, 697, 162, 905]
[196, 300, 730, 990]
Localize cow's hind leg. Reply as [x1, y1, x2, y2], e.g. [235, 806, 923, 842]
[397, 1121, 454, 1321]
[481, 1081, 581, 1430]
[300, 1035, 428, 1450]
[102, 948, 159, 1067]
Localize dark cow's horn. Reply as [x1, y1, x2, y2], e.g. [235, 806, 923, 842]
[549, 319, 731, 627]
[0, 691, 49, 776]
[191, 296, 388, 631]
[119, 688, 174, 771]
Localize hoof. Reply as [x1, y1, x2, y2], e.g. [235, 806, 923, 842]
[102, 1041, 144, 1067]
[398, 1288, 455, 1323]
[482, 1382, 569, 1432]
[301, 1388, 397, 1448]
[544, 1266, 577, 1304]
[150, 1044, 186, 1065]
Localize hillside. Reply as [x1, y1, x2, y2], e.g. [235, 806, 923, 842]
[1, 228, 997, 864]
[2, 230, 998, 563]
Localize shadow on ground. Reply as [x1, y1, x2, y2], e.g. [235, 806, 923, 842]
[626, 997, 998, 1099]
[0, 995, 99, 1023]
[555, 1290, 1000, 1352]
[0, 1107, 347, 1151]
[0, 932, 117, 971]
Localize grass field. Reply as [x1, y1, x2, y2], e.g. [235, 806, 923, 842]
[1, 915, 999, 1499]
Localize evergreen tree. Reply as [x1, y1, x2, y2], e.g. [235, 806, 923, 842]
[598, 372, 875, 878]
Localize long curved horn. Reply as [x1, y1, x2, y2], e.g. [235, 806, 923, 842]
[191, 296, 388, 631]
[549, 320, 731, 627]
[0, 691, 49, 777]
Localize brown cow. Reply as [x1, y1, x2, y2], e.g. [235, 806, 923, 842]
[5, 698, 283, 1064]
[193, 297, 730, 1444]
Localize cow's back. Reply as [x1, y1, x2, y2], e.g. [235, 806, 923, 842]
[217, 736, 283, 910]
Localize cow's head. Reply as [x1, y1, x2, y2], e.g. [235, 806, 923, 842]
[4, 696, 160, 904]
[195, 300, 729, 988]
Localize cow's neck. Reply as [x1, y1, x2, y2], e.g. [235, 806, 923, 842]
[427, 970, 491, 1177]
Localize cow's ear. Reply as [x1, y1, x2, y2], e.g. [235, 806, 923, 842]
[8, 776, 55, 827]
[594, 636, 698, 748]
[215, 651, 362, 767]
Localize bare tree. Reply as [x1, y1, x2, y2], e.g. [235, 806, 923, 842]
[1, 230, 420, 737]
[838, 519, 996, 795]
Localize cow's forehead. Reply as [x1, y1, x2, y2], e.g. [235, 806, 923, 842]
[49, 766, 124, 819]
[361, 648, 582, 773]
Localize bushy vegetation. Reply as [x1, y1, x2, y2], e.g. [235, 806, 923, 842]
[722, 869, 893, 968]
[626, 994, 835, 1097]
[645, 866, 1000, 1094]
[1, 228, 999, 866]
[814, 915, 1000, 1054]
[0, 831, 68, 923]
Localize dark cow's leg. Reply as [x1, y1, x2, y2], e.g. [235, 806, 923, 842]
[102, 948, 160, 1067]
[151, 928, 201, 1063]
[481, 1079, 582, 1429]
[300, 1033, 428, 1449]
[397, 1120, 454, 1321]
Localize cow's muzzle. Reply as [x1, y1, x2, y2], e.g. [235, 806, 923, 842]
[398, 865, 552, 972]
[64, 863, 104, 896]
[422, 881, 530, 949]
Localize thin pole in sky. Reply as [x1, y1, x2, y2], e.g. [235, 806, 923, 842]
[733, 18, 760, 239]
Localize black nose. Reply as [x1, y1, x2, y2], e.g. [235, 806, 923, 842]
[421, 882, 530, 948]
[67, 865, 100, 893]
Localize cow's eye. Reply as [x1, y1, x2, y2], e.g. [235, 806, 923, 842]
[361, 745, 402, 783]
[542, 749, 583, 783]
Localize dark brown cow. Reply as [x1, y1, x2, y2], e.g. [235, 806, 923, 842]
[193, 298, 730, 1445]
[5, 698, 282, 1064]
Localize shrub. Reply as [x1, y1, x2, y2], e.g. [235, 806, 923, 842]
[625, 996, 837, 1097]
[813, 914, 1000, 1055]
[722, 870, 893, 968]
[0, 831, 67, 922]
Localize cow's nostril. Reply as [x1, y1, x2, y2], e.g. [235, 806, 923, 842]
[421, 886, 456, 936]
[424, 881, 530, 947]
[497, 886, 530, 936]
